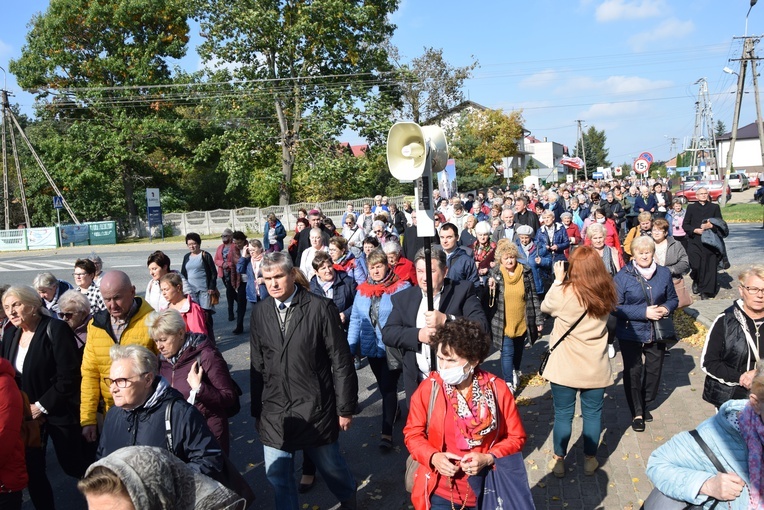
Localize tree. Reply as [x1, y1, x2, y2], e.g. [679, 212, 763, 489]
[195, 0, 399, 205]
[576, 126, 610, 177]
[449, 108, 525, 190]
[715, 120, 728, 138]
[390, 46, 478, 124]
[9, 0, 196, 221]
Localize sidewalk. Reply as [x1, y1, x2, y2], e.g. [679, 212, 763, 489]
[512, 282, 738, 509]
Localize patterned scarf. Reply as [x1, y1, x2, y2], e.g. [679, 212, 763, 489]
[474, 241, 495, 263]
[444, 369, 497, 449]
[739, 404, 764, 509]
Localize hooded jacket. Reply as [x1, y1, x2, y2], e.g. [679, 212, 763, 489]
[98, 376, 225, 482]
[87, 445, 243, 510]
[81, 298, 157, 427]
[159, 333, 238, 452]
[0, 357, 27, 493]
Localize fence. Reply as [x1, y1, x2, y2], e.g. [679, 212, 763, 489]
[161, 195, 412, 236]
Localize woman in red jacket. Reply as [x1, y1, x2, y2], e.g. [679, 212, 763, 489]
[0, 356, 27, 509]
[404, 320, 526, 510]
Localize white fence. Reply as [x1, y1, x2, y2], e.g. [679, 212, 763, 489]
[163, 195, 411, 236]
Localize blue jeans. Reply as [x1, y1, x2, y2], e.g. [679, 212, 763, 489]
[550, 383, 605, 457]
[430, 493, 476, 510]
[500, 335, 525, 383]
[263, 441, 356, 510]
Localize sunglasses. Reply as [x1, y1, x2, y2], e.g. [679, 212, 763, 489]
[58, 311, 77, 320]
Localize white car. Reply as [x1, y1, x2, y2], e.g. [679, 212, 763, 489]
[728, 172, 750, 191]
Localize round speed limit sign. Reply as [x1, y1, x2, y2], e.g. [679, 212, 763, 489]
[634, 158, 650, 174]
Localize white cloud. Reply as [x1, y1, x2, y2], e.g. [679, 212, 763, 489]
[629, 18, 694, 51]
[197, 56, 243, 74]
[519, 69, 558, 89]
[595, 0, 666, 22]
[580, 101, 643, 118]
[558, 75, 672, 95]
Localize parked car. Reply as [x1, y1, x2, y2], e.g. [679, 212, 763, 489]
[729, 172, 750, 191]
[748, 172, 760, 186]
[674, 180, 731, 203]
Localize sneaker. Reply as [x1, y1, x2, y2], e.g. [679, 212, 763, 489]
[548, 457, 565, 478]
[584, 457, 599, 476]
[608, 344, 616, 359]
[512, 370, 521, 388]
[632, 417, 645, 432]
[379, 436, 393, 451]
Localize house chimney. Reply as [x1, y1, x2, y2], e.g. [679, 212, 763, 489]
[544, 137, 548, 142]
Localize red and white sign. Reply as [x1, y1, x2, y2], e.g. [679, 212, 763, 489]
[614, 166, 623, 176]
[634, 158, 650, 174]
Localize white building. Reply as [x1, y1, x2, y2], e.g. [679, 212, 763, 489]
[716, 122, 764, 175]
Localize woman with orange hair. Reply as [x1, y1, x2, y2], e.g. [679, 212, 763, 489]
[540, 246, 617, 478]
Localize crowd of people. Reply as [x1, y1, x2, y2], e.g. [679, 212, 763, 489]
[1, 176, 761, 510]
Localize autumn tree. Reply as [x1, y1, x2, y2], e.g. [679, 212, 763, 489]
[576, 126, 611, 178]
[449, 108, 525, 190]
[195, 0, 399, 205]
[9, 0, 196, 222]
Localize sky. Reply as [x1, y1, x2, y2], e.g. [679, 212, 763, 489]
[2, 0, 763, 167]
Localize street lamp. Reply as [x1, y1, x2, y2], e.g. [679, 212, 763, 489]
[747, 0, 758, 36]
[723, 66, 738, 76]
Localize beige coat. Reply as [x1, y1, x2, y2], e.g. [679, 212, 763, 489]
[540, 282, 612, 389]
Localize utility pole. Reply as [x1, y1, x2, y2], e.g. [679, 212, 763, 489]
[722, 35, 764, 206]
[575, 119, 588, 180]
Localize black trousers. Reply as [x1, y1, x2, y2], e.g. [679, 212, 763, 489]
[235, 284, 248, 330]
[687, 235, 719, 296]
[223, 271, 237, 320]
[620, 340, 665, 418]
[0, 491, 22, 510]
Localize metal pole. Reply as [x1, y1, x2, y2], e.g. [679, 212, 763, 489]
[722, 38, 750, 206]
[1, 97, 8, 230]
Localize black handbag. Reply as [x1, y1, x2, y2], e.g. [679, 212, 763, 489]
[538, 311, 587, 377]
[653, 316, 677, 343]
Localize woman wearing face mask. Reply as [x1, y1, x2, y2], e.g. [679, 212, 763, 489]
[583, 207, 621, 254]
[404, 319, 526, 510]
[614, 236, 678, 432]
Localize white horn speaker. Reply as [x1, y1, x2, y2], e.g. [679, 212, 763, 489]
[387, 122, 449, 182]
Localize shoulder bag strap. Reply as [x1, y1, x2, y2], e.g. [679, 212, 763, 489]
[165, 399, 175, 452]
[689, 429, 727, 474]
[635, 270, 653, 306]
[425, 379, 438, 436]
[548, 311, 587, 354]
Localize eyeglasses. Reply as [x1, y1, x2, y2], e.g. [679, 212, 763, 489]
[72, 272, 89, 278]
[58, 311, 77, 320]
[345, 222, 353, 225]
[373, 230, 383, 234]
[742, 285, 764, 296]
[104, 372, 148, 388]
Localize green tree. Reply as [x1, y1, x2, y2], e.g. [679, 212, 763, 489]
[576, 126, 610, 177]
[9, 0, 196, 221]
[715, 120, 727, 138]
[390, 46, 478, 124]
[195, 0, 399, 205]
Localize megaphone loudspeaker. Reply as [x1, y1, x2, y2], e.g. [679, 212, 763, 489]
[387, 122, 449, 182]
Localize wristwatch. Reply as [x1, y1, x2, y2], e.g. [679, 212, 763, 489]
[446, 314, 457, 323]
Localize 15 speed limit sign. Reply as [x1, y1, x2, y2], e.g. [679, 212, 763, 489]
[634, 158, 650, 174]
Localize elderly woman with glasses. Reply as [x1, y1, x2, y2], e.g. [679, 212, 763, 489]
[342, 213, 366, 257]
[72, 258, 105, 315]
[1, 286, 86, 510]
[702, 266, 764, 409]
[98, 344, 225, 481]
[32, 272, 72, 315]
[57, 290, 93, 352]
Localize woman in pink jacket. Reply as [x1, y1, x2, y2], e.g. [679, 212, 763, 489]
[159, 273, 209, 338]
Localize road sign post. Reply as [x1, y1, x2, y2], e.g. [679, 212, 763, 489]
[146, 188, 163, 241]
